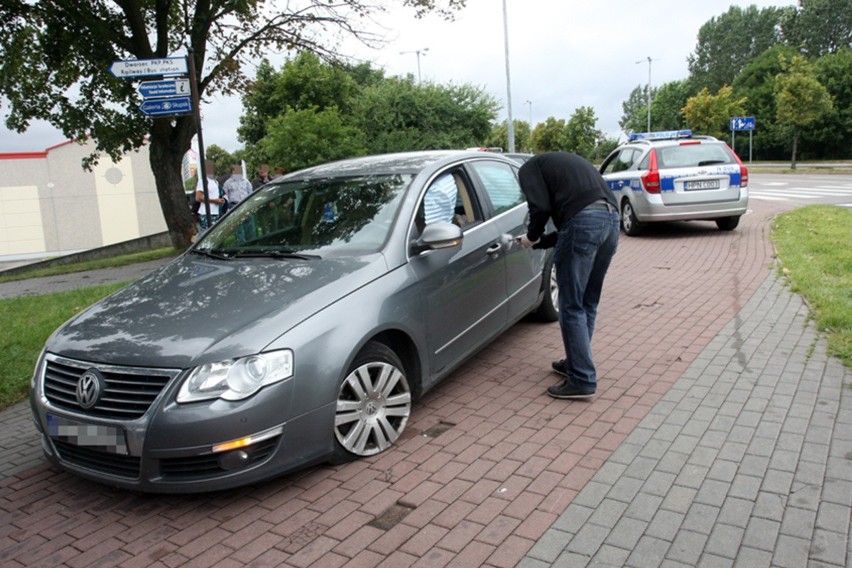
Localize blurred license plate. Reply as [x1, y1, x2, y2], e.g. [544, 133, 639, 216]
[47, 414, 128, 455]
[685, 179, 720, 191]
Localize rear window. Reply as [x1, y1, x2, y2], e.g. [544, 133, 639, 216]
[657, 143, 735, 169]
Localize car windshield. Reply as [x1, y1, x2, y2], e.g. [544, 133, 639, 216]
[656, 144, 735, 169]
[196, 173, 412, 258]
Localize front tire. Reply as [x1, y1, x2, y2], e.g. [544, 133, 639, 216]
[534, 255, 559, 322]
[716, 216, 740, 231]
[621, 200, 643, 236]
[333, 342, 411, 461]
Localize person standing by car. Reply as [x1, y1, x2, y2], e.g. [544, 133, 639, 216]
[196, 161, 226, 230]
[518, 152, 620, 399]
[223, 164, 253, 206]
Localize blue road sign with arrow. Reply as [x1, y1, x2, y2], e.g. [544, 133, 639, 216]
[730, 116, 756, 131]
[139, 96, 192, 117]
[138, 78, 190, 99]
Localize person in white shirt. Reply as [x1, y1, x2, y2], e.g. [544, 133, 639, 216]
[223, 164, 253, 206]
[196, 161, 225, 229]
[423, 173, 458, 225]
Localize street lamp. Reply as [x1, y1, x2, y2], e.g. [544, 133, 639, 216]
[525, 100, 533, 126]
[502, 0, 515, 153]
[400, 47, 429, 83]
[636, 56, 657, 132]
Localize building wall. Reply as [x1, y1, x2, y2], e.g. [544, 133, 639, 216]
[0, 140, 167, 261]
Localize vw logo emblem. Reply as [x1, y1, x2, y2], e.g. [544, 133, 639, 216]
[76, 370, 103, 409]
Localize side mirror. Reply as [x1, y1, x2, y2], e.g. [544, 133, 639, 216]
[411, 222, 463, 255]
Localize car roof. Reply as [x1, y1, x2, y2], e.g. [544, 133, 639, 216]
[278, 151, 515, 181]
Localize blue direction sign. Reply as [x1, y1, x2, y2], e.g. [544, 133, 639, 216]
[730, 116, 756, 131]
[138, 78, 190, 99]
[109, 57, 188, 78]
[139, 96, 192, 117]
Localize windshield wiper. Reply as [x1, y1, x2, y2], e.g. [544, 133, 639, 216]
[229, 250, 321, 261]
[190, 248, 231, 260]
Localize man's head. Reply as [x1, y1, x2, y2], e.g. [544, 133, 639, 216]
[231, 164, 243, 175]
[258, 164, 270, 178]
[204, 161, 216, 177]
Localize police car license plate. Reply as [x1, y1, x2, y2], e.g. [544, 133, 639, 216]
[684, 179, 721, 191]
[47, 414, 128, 455]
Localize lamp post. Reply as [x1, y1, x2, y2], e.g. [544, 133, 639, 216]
[400, 47, 429, 83]
[525, 100, 532, 126]
[636, 56, 657, 132]
[502, 0, 515, 153]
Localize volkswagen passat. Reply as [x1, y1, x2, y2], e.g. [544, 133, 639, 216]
[30, 151, 558, 492]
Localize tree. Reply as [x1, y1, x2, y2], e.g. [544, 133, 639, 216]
[260, 107, 366, 172]
[0, 1, 464, 249]
[204, 144, 235, 171]
[775, 55, 834, 168]
[619, 85, 651, 135]
[650, 80, 692, 131]
[782, 0, 852, 56]
[530, 117, 567, 153]
[688, 5, 784, 92]
[682, 85, 748, 140]
[354, 77, 498, 153]
[563, 106, 601, 160]
[803, 48, 852, 159]
[484, 120, 532, 153]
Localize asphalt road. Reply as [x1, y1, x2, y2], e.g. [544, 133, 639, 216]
[748, 173, 852, 207]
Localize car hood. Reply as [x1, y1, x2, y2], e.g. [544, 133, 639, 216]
[47, 252, 387, 368]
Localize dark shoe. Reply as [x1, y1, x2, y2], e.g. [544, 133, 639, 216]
[547, 379, 595, 400]
[551, 359, 569, 377]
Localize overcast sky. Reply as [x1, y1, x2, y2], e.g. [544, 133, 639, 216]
[0, 0, 796, 154]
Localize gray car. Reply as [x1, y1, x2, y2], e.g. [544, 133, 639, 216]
[30, 151, 558, 492]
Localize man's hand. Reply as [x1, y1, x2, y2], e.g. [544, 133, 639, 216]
[518, 235, 539, 249]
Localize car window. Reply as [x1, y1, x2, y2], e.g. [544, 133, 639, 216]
[657, 143, 735, 169]
[468, 161, 525, 215]
[413, 168, 482, 238]
[602, 149, 638, 174]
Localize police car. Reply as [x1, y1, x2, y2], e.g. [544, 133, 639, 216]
[600, 130, 748, 236]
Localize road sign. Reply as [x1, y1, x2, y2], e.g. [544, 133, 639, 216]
[139, 96, 192, 117]
[109, 57, 188, 78]
[138, 78, 190, 99]
[730, 116, 756, 131]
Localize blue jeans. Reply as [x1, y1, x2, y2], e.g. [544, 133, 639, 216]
[554, 206, 620, 388]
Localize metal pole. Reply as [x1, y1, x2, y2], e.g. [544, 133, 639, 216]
[526, 100, 532, 126]
[502, 0, 515, 153]
[416, 51, 421, 83]
[749, 130, 753, 165]
[646, 56, 652, 132]
[186, 51, 211, 229]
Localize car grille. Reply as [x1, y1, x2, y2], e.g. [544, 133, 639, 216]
[43, 355, 180, 420]
[52, 440, 141, 479]
[160, 436, 279, 480]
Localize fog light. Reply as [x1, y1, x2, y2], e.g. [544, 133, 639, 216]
[218, 450, 250, 471]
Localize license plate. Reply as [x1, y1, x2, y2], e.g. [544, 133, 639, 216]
[684, 179, 721, 191]
[47, 414, 128, 455]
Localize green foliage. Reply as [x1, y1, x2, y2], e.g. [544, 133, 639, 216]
[531, 117, 567, 153]
[650, 80, 692, 131]
[353, 77, 498, 153]
[204, 144, 236, 171]
[484, 120, 532, 153]
[688, 5, 784, 92]
[619, 85, 650, 135]
[563, 106, 602, 160]
[775, 55, 834, 168]
[261, 107, 367, 172]
[0, 283, 126, 409]
[801, 49, 852, 159]
[593, 137, 621, 163]
[771, 206, 852, 367]
[782, 0, 852, 57]
[682, 85, 747, 139]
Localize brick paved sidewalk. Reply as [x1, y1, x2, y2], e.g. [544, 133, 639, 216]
[0, 200, 849, 567]
[522, 275, 852, 568]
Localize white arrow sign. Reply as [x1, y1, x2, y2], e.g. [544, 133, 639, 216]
[109, 57, 188, 78]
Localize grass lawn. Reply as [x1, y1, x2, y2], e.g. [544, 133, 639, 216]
[0, 283, 126, 410]
[771, 205, 852, 367]
[0, 247, 179, 284]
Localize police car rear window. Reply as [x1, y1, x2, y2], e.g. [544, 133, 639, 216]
[657, 144, 734, 169]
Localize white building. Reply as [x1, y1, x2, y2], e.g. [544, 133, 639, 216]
[0, 139, 167, 262]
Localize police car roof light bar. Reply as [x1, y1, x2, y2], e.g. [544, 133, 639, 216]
[628, 129, 693, 142]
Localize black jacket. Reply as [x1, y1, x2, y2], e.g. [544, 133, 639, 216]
[519, 152, 616, 243]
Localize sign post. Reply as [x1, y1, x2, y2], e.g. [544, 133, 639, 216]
[729, 116, 756, 164]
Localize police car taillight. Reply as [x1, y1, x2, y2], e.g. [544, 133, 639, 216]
[641, 149, 661, 193]
[726, 144, 749, 188]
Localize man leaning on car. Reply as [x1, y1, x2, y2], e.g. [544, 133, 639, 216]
[518, 152, 620, 400]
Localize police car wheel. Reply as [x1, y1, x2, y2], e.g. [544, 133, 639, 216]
[621, 200, 643, 236]
[715, 216, 740, 231]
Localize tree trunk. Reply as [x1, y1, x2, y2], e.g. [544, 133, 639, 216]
[790, 126, 798, 170]
[147, 118, 197, 250]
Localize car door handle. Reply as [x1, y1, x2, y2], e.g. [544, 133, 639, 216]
[486, 243, 502, 255]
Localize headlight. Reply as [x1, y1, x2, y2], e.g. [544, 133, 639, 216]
[177, 350, 294, 403]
